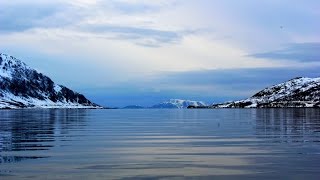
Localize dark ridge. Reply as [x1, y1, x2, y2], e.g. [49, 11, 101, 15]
[0, 53, 100, 108]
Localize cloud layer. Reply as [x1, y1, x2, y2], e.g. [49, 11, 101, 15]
[0, 0, 319, 106]
[250, 43, 320, 62]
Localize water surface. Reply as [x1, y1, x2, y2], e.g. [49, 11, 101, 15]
[1, 109, 320, 179]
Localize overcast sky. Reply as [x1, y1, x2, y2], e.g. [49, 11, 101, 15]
[1, 0, 319, 107]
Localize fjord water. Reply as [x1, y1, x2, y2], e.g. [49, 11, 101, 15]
[1, 109, 320, 179]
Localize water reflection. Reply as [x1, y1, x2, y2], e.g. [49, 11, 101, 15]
[250, 109, 320, 179]
[255, 109, 320, 142]
[0, 109, 320, 179]
[0, 109, 88, 163]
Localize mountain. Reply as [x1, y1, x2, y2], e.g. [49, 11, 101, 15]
[151, 99, 207, 109]
[122, 105, 145, 109]
[212, 77, 320, 108]
[0, 53, 101, 109]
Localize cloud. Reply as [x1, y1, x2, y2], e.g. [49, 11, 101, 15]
[145, 66, 320, 101]
[0, 1, 68, 33]
[79, 25, 181, 47]
[250, 43, 320, 62]
[161, 66, 320, 86]
[0, 0, 184, 47]
[110, 1, 161, 14]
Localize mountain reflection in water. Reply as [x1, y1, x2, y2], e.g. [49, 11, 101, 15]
[0, 109, 88, 163]
[0, 109, 320, 179]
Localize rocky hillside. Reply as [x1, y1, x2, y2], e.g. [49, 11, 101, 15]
[0, 53, 101, 109]
[212, 77, 320, 108]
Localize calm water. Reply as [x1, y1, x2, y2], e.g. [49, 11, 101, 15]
[1, 109, 320, 179]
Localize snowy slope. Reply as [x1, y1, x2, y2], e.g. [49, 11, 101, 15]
[212, 77, 320, 108]
[151, 99, 207, 109]
[0, 53, 101, 109]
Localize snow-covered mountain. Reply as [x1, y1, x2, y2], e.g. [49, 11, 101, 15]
[212, 77, 320, 108]
[151, 99, 207, 109]
[122, 105, 145, 109]
[0, 53, 101, 109]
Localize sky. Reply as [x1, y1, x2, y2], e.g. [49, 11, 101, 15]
[0, 0, 319, 107]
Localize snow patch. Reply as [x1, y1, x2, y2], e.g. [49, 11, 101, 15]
[54, 84, 62, 93]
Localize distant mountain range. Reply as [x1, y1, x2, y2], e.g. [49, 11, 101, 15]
[124, 77, 320, 109]
[151, 99, 207, 109]
[123, 99, 208, 109]
[123, 105, 145, 109]
[0, 53, 101, 109]
[211, 77, 320, 108]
